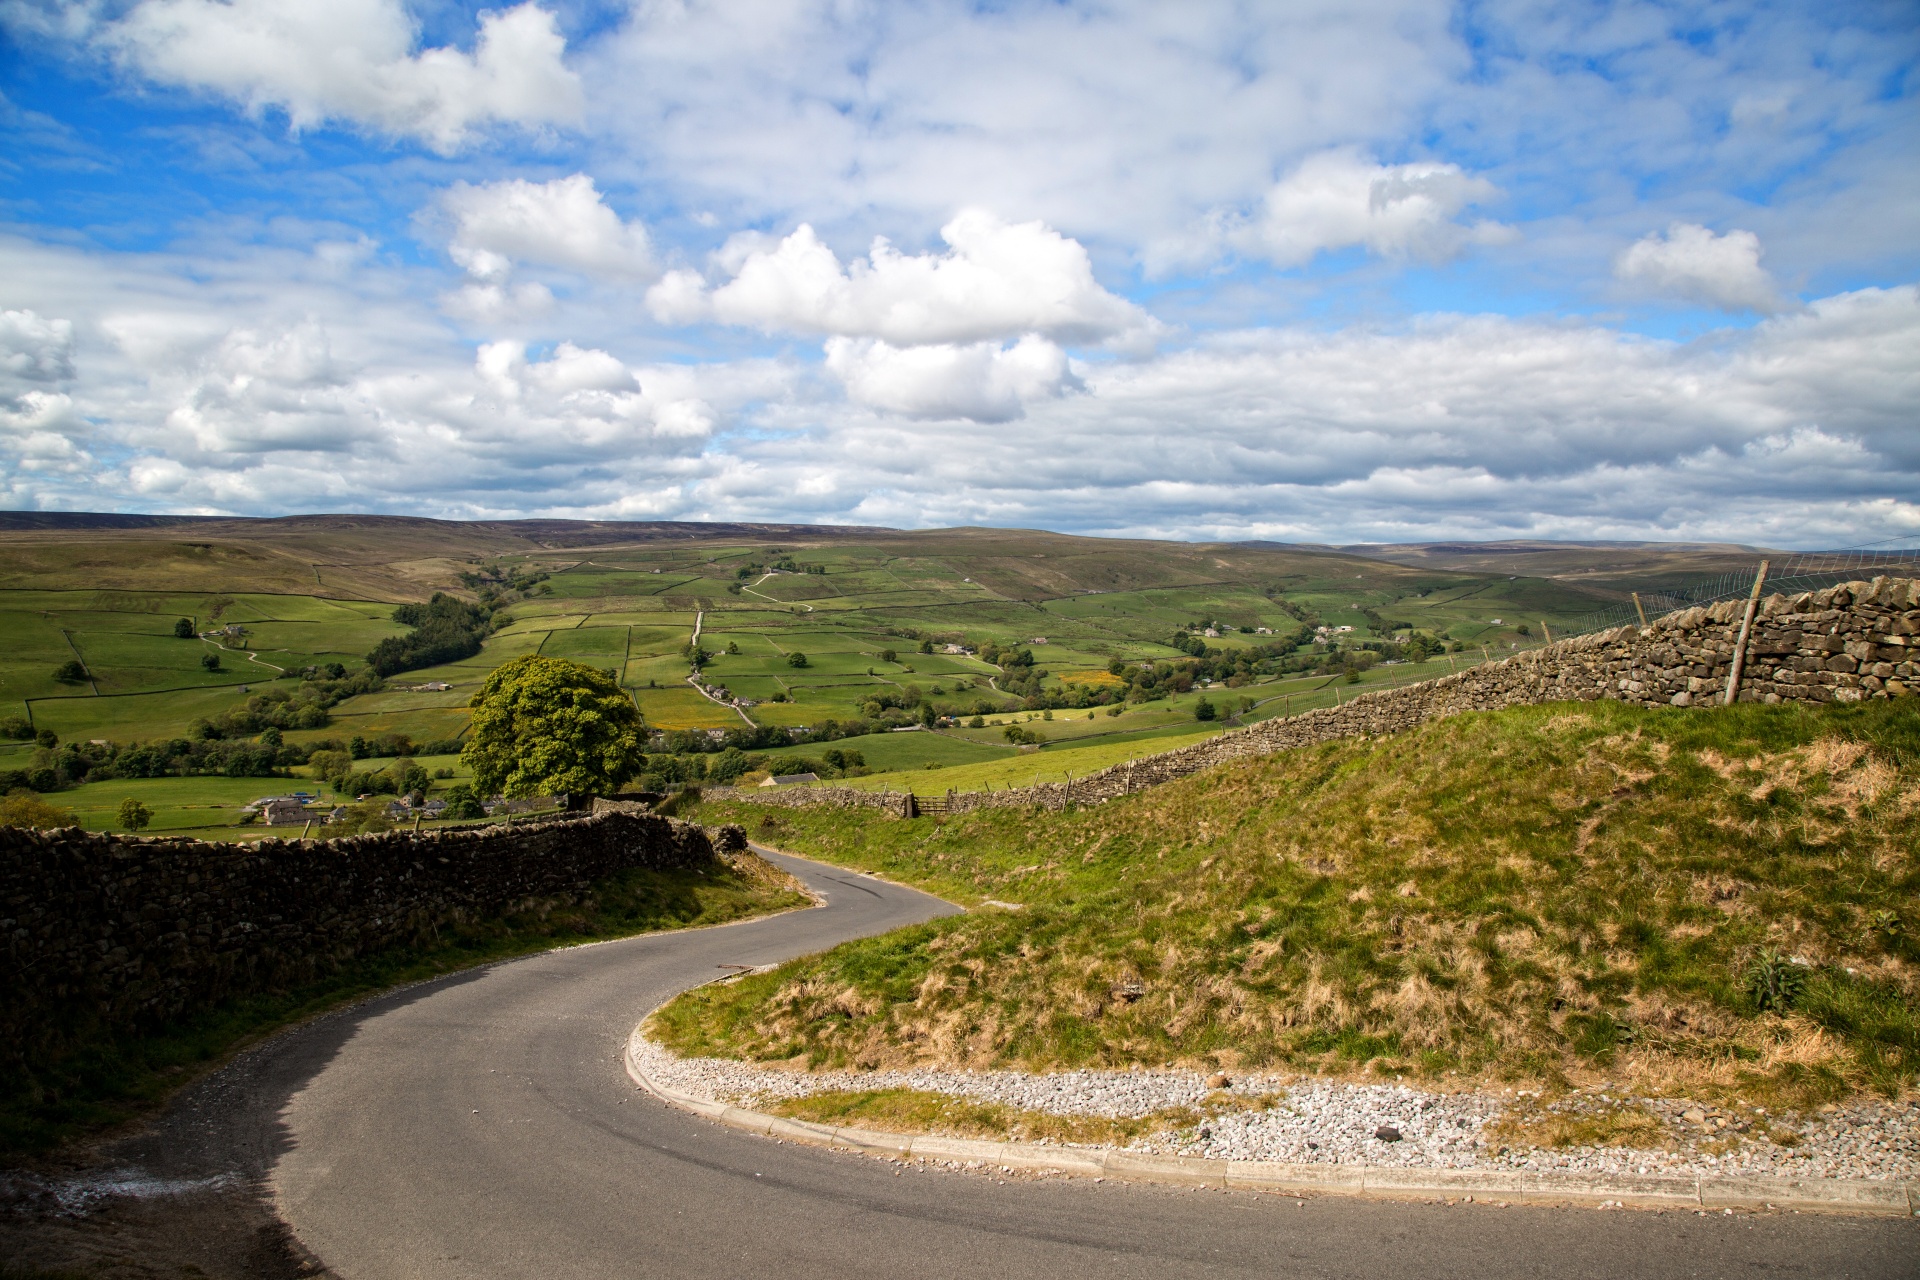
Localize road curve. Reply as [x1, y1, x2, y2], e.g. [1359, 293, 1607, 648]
[166, 852, 1913, 1278]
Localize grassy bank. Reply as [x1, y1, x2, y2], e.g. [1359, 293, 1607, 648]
[659, 698, 1919, 1108]
[2, 851, 806, 1160]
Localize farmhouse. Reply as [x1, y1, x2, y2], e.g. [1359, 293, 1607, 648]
[760, 773, 819, 787]
[259, 798, 311, 826]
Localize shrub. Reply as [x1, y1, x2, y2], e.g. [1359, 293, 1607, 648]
[1193, 697, 1216, 722]
[441, 783, 486, 820]
[0, 716, 31, 740]
[709, 747, 750, 785]
[201, 653, 222, 672]
[329, 798, 396, 836]
[53, 659, 87, 683]
[0, 789, 73, 828]
[117, 798, 153, 831]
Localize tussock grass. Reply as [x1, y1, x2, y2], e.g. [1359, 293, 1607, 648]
[1483, 1098, 1670, 1151]
[659, 699, 1920, 1105]
[765, 1087, 1197, 1145]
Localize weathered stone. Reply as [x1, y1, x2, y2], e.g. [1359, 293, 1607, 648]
[3, 810, 715, 1068]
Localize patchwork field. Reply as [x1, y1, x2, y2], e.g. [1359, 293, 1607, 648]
[0, 515, 1766, 832]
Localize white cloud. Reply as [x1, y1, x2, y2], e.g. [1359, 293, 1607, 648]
[164, 322, 371, 454]
[0, 228, 1912, 545]
[442, 174, 654, 283]
[103, 0, 579, 152]
[1219, 150, 1507, 270]
[824, 334, 1078, 422]
[0, 309, 75, 386]
[649, 210, 1151, 346]
[1615, 223, 1784, 312]
[586, 1, 1457, 255]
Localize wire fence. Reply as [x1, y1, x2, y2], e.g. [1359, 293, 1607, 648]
[1556, 539, 1920, 640]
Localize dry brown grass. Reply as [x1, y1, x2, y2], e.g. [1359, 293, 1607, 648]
[659, 699, 1919, 1105]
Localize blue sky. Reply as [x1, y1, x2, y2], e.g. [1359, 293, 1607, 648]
[0, 0, 1915, 545]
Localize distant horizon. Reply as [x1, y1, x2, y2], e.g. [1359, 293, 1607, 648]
[0, 508, 1801, 553]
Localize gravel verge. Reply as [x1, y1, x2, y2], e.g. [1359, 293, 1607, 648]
[632, 1036, 1918, 1183]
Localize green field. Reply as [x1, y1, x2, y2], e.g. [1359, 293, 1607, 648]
[0, 519, 1710, 812]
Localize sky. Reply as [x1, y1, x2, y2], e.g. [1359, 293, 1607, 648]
[0, 1, 1916, 546]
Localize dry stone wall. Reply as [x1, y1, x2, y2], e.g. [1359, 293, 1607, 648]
[701, 784, 915, 818]
[1, 810, 714, 1063]
[721, 576, 1919, 819]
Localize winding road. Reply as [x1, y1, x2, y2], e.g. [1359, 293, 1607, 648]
[111, 852, 1913, 1279]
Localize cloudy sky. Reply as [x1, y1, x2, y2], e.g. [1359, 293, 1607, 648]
[1, 1, 1916, 544]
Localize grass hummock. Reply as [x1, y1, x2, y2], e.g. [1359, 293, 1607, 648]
[656, 698, 1919, 1112]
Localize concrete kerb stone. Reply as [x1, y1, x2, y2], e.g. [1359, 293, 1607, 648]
[624, 1025, 1918, 1214]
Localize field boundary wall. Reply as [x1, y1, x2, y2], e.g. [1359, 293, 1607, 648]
[715, 576, 1919, 818]
[1, 810, 715, 1064]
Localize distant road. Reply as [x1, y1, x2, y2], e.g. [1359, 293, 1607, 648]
[163, 852, 1916, 1278]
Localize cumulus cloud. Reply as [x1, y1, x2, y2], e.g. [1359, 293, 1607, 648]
[443, 174, 653, 283]
[1, 226, 1913, 544]
[1615, 223, 1784, 312]
[1214, 149, 1508, 270]
[163, 322, 370, 454]
[649, 211, 1151, 346]
[824, 335, 1079, 422]
[0, 309, 75, 387]
[102, 0, 579, 151]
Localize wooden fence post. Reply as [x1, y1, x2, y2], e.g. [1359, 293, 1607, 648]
[1723, 560, 1771, 706]
[1632, 592, 1648, 628]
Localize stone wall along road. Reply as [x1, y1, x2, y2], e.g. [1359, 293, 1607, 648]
[2, 809, 715, 1065]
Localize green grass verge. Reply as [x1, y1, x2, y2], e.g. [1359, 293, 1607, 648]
[661, 697, 1920, 1107]
[2, 853, 806, 1160]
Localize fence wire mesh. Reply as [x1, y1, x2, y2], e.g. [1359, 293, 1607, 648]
[1557, 540, 1920, 640]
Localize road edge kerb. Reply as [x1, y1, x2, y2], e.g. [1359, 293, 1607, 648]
[624, 1027, 1917, 1216]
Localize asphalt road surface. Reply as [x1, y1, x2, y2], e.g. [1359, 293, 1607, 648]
[135, 851, 1918, 1278]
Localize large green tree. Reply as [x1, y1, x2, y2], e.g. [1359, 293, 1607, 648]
[462, 655, 646, 799]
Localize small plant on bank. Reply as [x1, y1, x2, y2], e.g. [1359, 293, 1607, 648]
[1745, 950, 1809, 1013]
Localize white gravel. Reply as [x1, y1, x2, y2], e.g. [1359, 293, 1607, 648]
[633, 1036, 1920, 1182]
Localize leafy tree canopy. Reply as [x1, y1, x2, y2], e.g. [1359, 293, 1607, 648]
[462, 655, 646, 799]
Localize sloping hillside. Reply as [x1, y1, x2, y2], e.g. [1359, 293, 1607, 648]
[667, 698, 1919, 1105]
